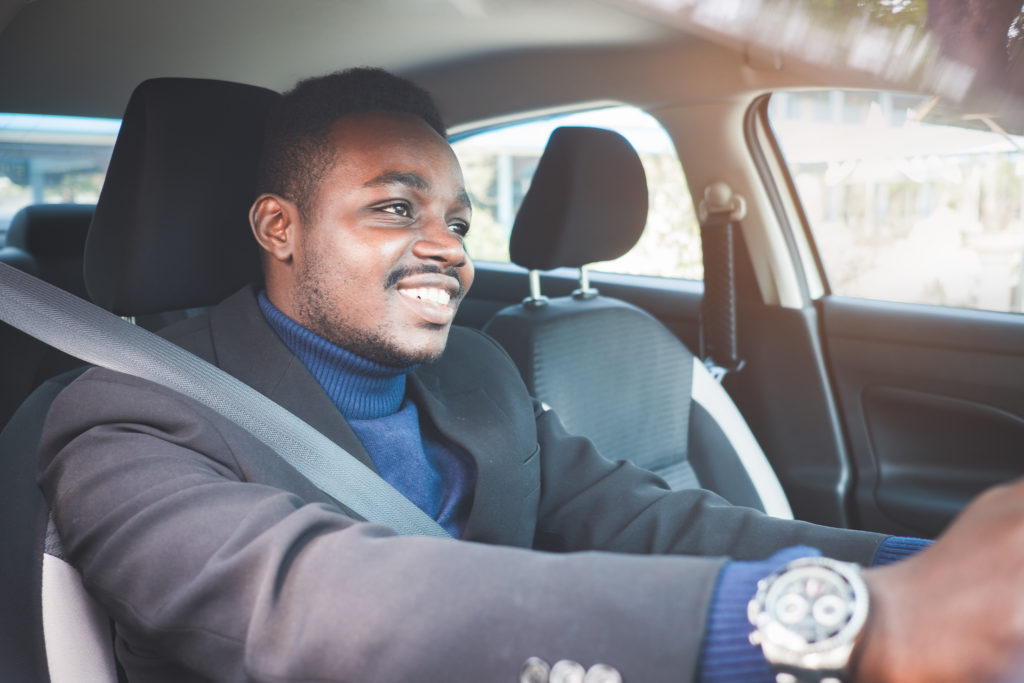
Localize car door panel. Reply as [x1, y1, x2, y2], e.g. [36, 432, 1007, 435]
[726, 301, 853, 528]
[820, 295, 1024, 537]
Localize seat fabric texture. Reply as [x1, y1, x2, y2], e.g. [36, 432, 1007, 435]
[485, 296, 702, 491]
[483, 125, 788, 515]
[0, 369, 83, 683]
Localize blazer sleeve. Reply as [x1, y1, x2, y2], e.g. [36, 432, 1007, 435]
[39, 368, 725, 683]
[456, 326, 889, 566]
[531, 400, 888, 565]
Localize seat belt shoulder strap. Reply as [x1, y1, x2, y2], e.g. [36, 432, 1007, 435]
[0, 261, 450, 538]
[698, 181, 747, 381]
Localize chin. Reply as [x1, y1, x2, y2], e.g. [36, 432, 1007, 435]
[402, 340, 449, 366]
[363, 332, 449, 368]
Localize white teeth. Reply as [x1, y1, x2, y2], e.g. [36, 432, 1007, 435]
[399, 287, 451, 306]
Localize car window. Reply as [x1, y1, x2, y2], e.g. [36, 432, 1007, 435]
[768, 90, 1024, 314]
[0, 113, 119, 243]
[452, 106, 703, 280]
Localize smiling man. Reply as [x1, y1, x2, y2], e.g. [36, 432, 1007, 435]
[253, 110, 473, 367]
[37, 68, 1024, 683]
[244, 95, 480, 536]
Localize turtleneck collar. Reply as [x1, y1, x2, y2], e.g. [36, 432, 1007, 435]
[257, 291, 416, 420]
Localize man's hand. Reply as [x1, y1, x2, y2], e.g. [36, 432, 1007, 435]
[856, 479, 1024, 682]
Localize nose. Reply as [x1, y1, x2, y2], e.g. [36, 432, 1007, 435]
[411, 217, 468, 267]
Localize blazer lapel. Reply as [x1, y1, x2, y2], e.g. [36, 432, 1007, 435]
[206, 287, 377, 472]
[201, 288, 533, 544]
[409, 371, 530, 545]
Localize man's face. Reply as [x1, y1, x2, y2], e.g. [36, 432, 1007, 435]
[283, 112, 474, 366]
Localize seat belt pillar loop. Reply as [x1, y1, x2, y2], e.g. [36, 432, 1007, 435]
[698, 181, 747, 381]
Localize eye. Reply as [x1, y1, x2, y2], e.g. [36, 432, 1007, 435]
[380, 201, 412, 218]
[449, 220, 470, 238]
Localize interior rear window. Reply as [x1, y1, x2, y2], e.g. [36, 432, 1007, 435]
[0, 113, 120, 243]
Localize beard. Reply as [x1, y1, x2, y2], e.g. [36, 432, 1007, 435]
[292, 252, 450, 368]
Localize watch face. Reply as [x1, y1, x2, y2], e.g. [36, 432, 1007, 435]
[756, 561, 867, 655]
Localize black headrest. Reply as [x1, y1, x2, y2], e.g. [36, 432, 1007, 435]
[509, 126, 648, 271]
[6, 204, 92, 259]
[85, 78, 280, 315]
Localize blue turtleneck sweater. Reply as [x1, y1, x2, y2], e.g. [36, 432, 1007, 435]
[258, 292, 475, 537]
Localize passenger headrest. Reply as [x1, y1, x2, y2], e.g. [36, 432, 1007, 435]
[85, 78, 280, 315]
[6, 204, 92, 259]
[509, 126, 648, 271]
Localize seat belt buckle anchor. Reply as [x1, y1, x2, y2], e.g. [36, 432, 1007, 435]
[698, 181, 747, 223]
[704, 356, 745, 383]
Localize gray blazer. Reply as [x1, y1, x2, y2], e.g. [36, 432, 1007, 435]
[38, 286, 886, 682]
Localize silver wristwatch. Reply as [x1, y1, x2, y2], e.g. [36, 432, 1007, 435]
[747, 557, 869, 683]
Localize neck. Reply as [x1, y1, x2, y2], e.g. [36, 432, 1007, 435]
[258, 291, 415, 419]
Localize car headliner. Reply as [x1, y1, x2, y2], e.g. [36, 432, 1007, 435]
[0, 0, 682, 117]
[4, 0, 1002, 130]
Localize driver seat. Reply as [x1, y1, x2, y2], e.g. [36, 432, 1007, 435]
[0, 77, 277, 683]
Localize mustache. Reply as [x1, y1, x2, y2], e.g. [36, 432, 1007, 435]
[384, 264, 465, 299]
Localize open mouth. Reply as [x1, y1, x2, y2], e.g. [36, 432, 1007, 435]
[396, 283, 458, 326]
[397, 287, 451, 307]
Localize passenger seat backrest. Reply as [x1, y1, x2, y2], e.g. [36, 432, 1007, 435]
[6, 204, 92, 299]
[482, 126, 792, 518]
[0, 205, 94, 431]
[0, 243, 38, 277]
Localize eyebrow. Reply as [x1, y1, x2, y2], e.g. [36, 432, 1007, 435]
[364, 170, 472, 211]
[364, 170, 429, 192]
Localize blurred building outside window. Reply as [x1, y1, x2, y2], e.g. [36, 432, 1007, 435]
[769, 90, 1024, 314]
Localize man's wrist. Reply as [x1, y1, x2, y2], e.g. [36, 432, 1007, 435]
[847, 567, 893, 683]
[698, 547, 822, 683]
[700, 538, 930, 683]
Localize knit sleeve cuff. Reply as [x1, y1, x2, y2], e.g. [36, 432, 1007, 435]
[698, 546, 821, 683]
[872, 535, 931, 566]
[698, 537, 930, 681]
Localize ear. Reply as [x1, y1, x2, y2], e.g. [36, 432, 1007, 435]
[250, 193, 299, 263]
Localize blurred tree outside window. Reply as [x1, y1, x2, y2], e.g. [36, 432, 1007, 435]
[769, 90, 1024, 314]
[452, 106, 703, 280]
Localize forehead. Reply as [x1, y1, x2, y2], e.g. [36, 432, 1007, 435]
[325, 112, 461, 181]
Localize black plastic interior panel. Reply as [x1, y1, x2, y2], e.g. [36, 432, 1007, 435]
[726, 303, 852, 528]
[821, 295, 1024, 537]
[864, 386, 1024, 535]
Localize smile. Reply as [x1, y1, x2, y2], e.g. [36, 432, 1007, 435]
[398, 287, 451, 307]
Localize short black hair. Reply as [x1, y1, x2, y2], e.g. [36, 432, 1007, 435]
[256, 67, 447, 218]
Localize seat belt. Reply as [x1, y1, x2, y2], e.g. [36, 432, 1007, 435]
[0, 261, 450, 539]
[698, 180, 747, 381]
